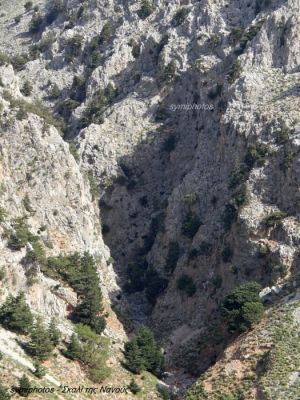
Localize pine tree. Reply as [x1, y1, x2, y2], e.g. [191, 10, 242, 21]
[27, 318, 53, 361]
[124, 339, 144, 374]
[0, 380, 10, 400]
[48, 318, 61, 346]
[135, 326, 163, 374]
[18, 375, 31, 397]
[124, 326, 163, 375]
[71, 252, 106, 333]
[64, 334, 81, 360]
[0, 293, 33, 334]
[220, 282, 264, 332]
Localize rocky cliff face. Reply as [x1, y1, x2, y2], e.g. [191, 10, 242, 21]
[0, 0, 299, 398]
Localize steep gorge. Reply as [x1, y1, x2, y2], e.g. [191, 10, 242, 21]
[0, 0, 299, 398]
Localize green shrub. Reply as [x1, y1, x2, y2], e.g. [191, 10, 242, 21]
[263, 211, 286, 228]
[181, 212, 201, 238]
[27, 317, 54, 361]
[176, 274, 196, 296]
[0, 52, 10, 66]
[128, 39, 140, 58]
[47, 83, 60, 100]
[124, 326, 163, 375]
[24, 1, 33, 11]
[0, 269, 5, 281]
[227, 59, 242, 83]
[163, 60, 177, 82]
[25, 265, 38, 286]
[210, 33, 221, 47]
[81, 84, 116, 127]
[66, 34, 83, 61]
[229, 26, 244, 44]
[240, 19, 265, 50]
[33, 361, 47, 378]
[68, 141, 79, 161]
[23, 194, 34, 213]
[0, 380, 10, 399]
[30, 33, 56, 57]
[18, 375, 31, 398]
[245, 143, 270, 168]
[0, 207, 8, 223]
[11, 54, 28, 71]
[165, 241, 180, 272]
[276, 122, 290, 144]
[76, 4, 86, 20]
[55, 98, 79, 120]
[21, 81, 33, 96]
[88, 50, 102, 69]
[15, 15, 22, 24]
[220, 282, 264, 332]
[229, 159, 247, 188]
[3, 92, 65, 133]
[157, 385, 170, 400]
[26, 239, 47, 266]
[7, 217, 35, 251]
[29, 13, 43, 34]
[70, 74, 86, 102]
[138, 0, 154, 20]
[172, 7, 189, 27]
[183, 192, 198, 205]
[87, 171, 99, 200]
[46, 0, 65, 24]
[163, 134, 177, 152]
[0, 293, 33, 334]
[233, 183, 250, 207]
[64, 333, 81, 360]
[155, 103, 167, 121]
[64, 326, 111, 383]
[99, 22, 112, 44]
[88, 365, 111, 383]
[282, 147, 293, 171]
[128, 379, 141, 394]
[16, 108, 28, 120]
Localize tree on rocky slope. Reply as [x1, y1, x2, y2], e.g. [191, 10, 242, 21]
[64, 325, 111, 383]
[124, 340, 145, 373]
[27, 317, 54, 361]
[0, 293, 33, 334]
[71, 252, 106, 333]
[64, 333, 81, 360]
[124, 326, 163, 375]
[48, 318, 61, 346]
[46, 252, 106, 334]
[220, 282, 264, 332]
